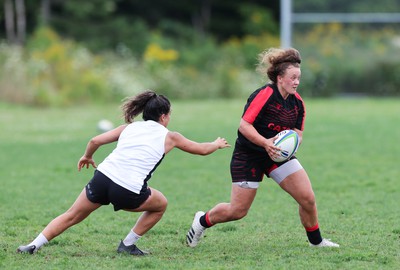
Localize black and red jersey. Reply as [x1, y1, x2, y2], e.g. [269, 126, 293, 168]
[237, 84, 306, 152]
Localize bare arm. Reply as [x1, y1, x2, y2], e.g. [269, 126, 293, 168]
[238, 118, 280, 159]
[165, 131, 230, 155]
[77, 125, 127, 171]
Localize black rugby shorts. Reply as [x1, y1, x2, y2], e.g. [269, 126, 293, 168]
[230, 142, 294, 183]
[85, 170, 151, 211]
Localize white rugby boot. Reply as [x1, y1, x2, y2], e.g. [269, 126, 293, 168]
[186, 211, 206, 247]
[17, 245, 38, 254]
[310, 238, 339, 248]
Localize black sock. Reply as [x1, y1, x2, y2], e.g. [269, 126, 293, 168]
[199, 212, 212, 228]
[306, 228, 323, 245]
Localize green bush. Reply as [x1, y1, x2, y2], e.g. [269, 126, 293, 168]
[0, 27, 122, 106]
[365, 60, 400, 96]
[0, 45, 33, 104]
[1, 23, 400, 107]
[27, 27, 114, 106]
[295, 24, 400, 97]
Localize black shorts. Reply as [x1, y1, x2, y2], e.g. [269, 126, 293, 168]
[230, 141, 295, 183]
[85, 170, 151, 211]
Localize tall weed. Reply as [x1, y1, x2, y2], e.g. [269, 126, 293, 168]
[295, 24, 400, 96]
[1, 23, 400, 106]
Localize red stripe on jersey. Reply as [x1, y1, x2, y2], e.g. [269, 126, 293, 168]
[294, 92, 306, 131]
[242, 86, 273, 124]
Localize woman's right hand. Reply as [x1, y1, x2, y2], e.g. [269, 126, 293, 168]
[264, 135, 281, 160]
[77, 156, 97, 171]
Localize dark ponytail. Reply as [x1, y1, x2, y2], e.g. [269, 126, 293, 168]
[121, 90, 171, 123]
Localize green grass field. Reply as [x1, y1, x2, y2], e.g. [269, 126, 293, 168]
[1, 98, 399, 269]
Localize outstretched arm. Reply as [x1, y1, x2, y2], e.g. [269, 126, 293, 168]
[165, 131, 230, 155]
[77, 125, 127, 171]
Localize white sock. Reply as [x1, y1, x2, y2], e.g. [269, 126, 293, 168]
[30, 233, 49, 249]
[123, 230, 141, 246]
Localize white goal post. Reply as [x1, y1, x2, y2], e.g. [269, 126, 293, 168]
[280, 0, 400, 48]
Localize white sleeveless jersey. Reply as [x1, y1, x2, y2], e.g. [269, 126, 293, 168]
[97, 120, 169, 194]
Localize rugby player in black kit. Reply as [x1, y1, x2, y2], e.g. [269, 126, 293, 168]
[186, 47, 339, 248]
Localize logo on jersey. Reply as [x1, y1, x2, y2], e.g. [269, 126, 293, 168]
[267, 123, 290, 132]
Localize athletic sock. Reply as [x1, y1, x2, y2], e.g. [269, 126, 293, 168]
[199, 212, 214, 228]
[123, 230, 141, 246]
[305, 223, 323, 245]
[30, 233, 49, 249]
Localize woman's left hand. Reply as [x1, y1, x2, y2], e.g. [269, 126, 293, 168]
[214, 137, 231, 149]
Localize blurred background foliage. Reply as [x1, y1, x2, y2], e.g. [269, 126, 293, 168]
[1, 0, 400, 106]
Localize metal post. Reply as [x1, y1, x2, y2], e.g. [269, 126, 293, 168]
[280, 0, 292, 48]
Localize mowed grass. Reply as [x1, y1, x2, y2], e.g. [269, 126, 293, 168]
[1, 98, 399, 270]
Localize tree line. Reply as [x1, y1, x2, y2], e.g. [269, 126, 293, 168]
[1, 0, 279, 53]
[2, 0, 399, 53]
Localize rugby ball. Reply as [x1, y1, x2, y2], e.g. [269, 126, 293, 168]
[272, 130, 299, 162]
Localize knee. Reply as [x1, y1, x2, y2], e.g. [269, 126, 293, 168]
[153, 193, 168, 214]
[159, 196, 168, 213]
[300, 193, 316, 210]
[149, 188, 168, 212]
